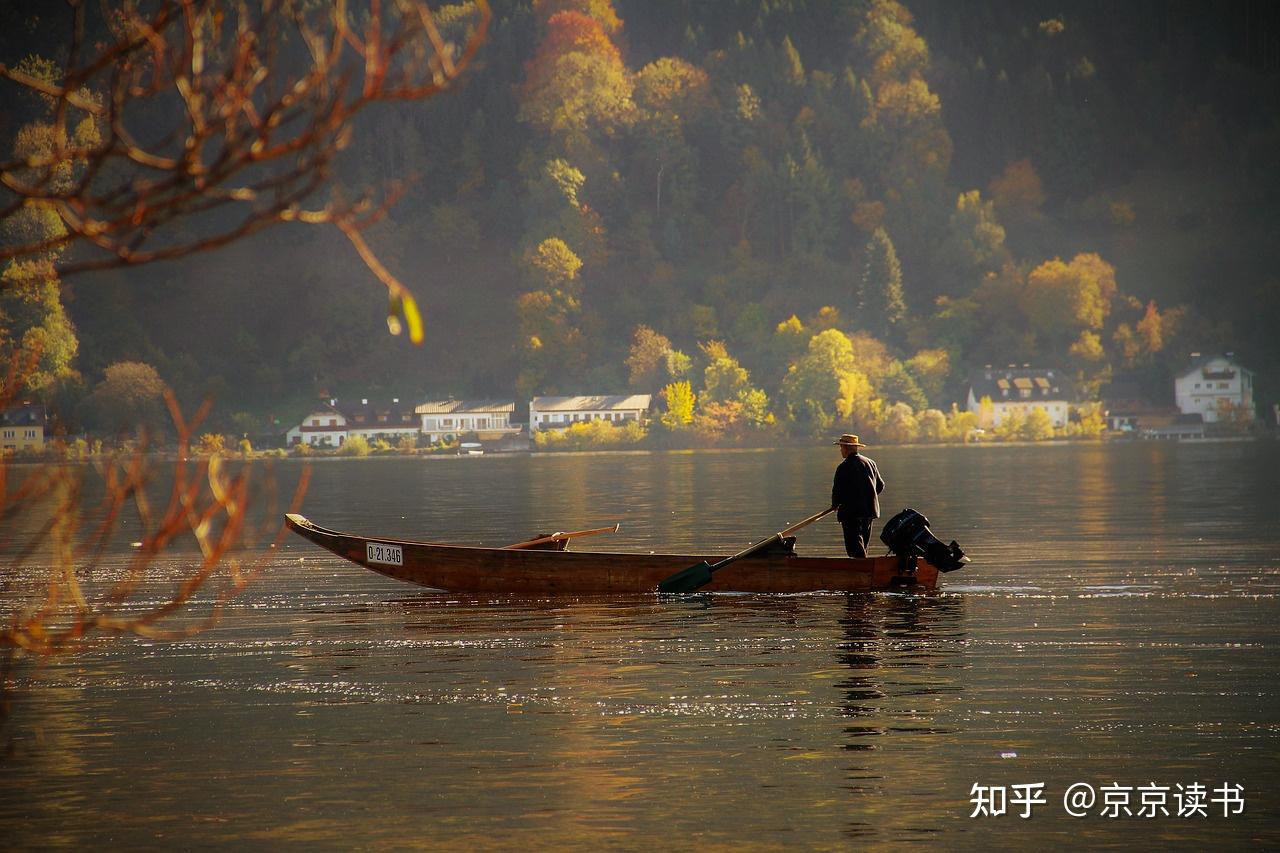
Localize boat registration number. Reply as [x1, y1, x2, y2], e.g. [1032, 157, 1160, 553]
[366, 541, 403, 566]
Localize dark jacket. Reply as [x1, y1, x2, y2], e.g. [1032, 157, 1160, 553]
[831, 453, 884, 521]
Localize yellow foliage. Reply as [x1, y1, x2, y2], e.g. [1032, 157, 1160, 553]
[1022, 253, 1117, 337]
[533, 418, 646, 450]
[662, 380, 695, 426]
[198, 433, 226, 455]
[1069, 330, 1106, 363]
[533, 0, 622, 34]
[635, 57, 710, 117]
[1021, 406, 1054, 441]
[878, 401, 919, 443]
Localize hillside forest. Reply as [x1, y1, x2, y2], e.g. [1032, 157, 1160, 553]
[2, 0, 1278, 443]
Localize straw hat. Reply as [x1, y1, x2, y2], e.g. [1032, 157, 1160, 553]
[833, 433, 866, 447]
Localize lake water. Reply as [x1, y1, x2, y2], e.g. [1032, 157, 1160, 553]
[2, 442, 1278, 849]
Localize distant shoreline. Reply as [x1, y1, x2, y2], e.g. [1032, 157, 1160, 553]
[6, 432, 1268, 467]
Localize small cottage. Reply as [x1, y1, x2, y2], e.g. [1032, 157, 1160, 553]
[1, 403, 47, 453]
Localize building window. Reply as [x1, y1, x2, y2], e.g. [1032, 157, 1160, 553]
[328, 419, 336, 427]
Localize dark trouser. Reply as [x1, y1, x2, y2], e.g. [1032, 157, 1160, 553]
[841, 518, 873, 558]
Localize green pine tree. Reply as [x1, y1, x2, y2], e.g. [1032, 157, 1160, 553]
[857, 227, 907, 338]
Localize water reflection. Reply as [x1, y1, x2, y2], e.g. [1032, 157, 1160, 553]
[3, 443, 1278, 849]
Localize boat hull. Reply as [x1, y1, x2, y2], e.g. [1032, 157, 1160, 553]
[284, 514, 940, 593]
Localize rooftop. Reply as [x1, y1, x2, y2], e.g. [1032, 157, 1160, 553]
[415, 399, 515, 415]
[1, 403, 47, 426]
[532, 395, 652, 412]
[968, 366, 1071, 401]
[1177, 353, 1250, 380]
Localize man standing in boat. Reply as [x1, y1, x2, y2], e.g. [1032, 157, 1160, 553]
[830, 434, 884, 558]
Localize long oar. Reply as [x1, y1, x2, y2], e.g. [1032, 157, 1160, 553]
[502, 524, 620, 550]
[657, 508, 835, 593]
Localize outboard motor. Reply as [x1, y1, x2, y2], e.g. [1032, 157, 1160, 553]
[880, 508, 969, 572]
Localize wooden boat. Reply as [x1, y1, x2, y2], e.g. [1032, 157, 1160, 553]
[284, 513, 943, 593]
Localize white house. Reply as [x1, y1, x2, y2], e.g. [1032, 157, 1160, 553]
[529, 395, 652, 431]
[1175, 353, 1254, 423]
[966, 366, 1072, 429]
[286, 403, 347, 447]
[343, 398, 420, 441]
[1, 403, 46, 453]
[416, 400, 517, 442]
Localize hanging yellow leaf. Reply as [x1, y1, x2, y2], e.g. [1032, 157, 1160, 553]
[387, 290, 424, 344]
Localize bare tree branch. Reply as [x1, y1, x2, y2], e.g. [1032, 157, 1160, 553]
[0, 0, 492, 343]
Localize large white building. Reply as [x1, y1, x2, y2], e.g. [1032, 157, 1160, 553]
[286, 398, 419, 447]
[529, 395, 651, 431]
[286, 403, 348, 447]
[1175, 354, 1254, 422]
[415, 400, 517, 443]
[966, 366, 1072, 428]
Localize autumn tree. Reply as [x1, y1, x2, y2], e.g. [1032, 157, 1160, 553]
[0, 99, 80, 404]
[519, 10, 635, 151]
[988, 159, 1047, 222]
[533, 0, 622, 35]
[526, 236, 584, 294]
[661, 380, 695, 427]
[635, 57, 712, 118]
[81, 361, 167, 436]
[1022, 406, 1055, 441]
[0, 260, 78, 398]
[771, 315, 809, 365]
[626, 326, 674, 389]
[516, 238, 587, 396]
[1020, 253, 1118, 354]
[698, 341, 771, 427]
[781, 329, 874, 434]
[904, 348, 950, 403]
[700, 341, 750, 404]
[878, 401, 919, 443]
[1113, 300, 1170, 368]
[995, 407, 1024, 441]
[917, 407, 947, 441]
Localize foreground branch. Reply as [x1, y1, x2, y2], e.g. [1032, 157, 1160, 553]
[0, 0, 492, 343]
